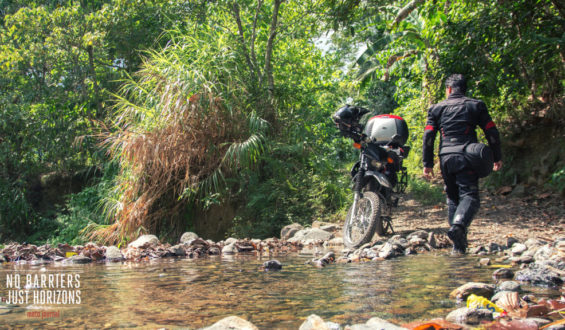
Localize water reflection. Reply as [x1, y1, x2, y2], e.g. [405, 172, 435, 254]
[0, 252, 559, 329]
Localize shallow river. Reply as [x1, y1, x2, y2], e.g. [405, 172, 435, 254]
[0, 251, 559, 329]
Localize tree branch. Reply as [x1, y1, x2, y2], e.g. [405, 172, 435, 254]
[393, 0, 425, 28]
[231, 2, 257, 80]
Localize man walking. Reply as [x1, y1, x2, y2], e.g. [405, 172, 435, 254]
[422, 74, 502, 254]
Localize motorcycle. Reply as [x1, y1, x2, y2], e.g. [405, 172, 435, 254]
[333, 105, 410, 249]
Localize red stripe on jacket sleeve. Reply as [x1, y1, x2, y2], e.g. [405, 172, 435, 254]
[485, 121, 496, 130]
[425, 125, 435, 131]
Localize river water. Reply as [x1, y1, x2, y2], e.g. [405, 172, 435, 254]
[0, 251, 559, 329]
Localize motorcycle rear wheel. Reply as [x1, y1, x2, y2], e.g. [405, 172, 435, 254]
[343, 191, 383, 249]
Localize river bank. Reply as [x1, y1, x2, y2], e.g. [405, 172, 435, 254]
[1, 190, 564, 329]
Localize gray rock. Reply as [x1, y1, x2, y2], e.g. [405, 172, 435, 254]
[515, 264, 564, 287]
[179, 232, 199, 244]
[288, 228, 333, 243]
[510, 255, 534, 264]
[209, 247, 221, 255]
[324, 237, 344, 248]
[365, 317, 408, 329]
[470, 246, 486, 255]
[449, 282, 495, 301]
[299, 314, 330, 330]
[492, 268, 514, 280]
[446, 307, 493, 325]
[487, 242, 504, 253]
[281, 223, 304, 240]
[479, 258, 491, 266]
[168, 244, 186, 256]
[388, 236, 408, 249]
[408, 236, 427, 247]
[222, 242, 237, 255]
[406, 230, 429, 241]
[105, 246, 124, 261]
[128, 235, 160, 248]
[202, 316, 258, 330]
[534, 245, 555, 262]
[66, 255, 92, 264]
[497, 280, 521, 292]
[524, 238, 547, 249]
[378, 242, 396, 259]
[511, 243, 527, 256]
[224, 237, 238, 245]
[0, 254, 5, 263]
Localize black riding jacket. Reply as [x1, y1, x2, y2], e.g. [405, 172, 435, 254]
[423, 92, 502, 168]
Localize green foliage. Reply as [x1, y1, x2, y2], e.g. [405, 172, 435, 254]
[549, 167, 565, 195]
[407, 177, 444, 206]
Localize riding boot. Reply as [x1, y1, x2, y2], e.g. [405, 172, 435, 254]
[448, 224, 467, 255]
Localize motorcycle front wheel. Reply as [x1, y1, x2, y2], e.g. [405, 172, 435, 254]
[343, 191, 383, 249]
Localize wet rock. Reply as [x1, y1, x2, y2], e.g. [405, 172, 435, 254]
[388, 236, 409, 249]
[449, 282, 495, 301]
[470, 246, 486, 255]
[262, 260, 282, 271]
[168, 244, 186, 256]
[324, 237, 344, 248]
[479, 258, 491, 266]
[179, 232, 198, 244]
[222, 242, 237, 255]
[492, 268, 515, 280]
[515, 263, 564, 287]
[445, 307, 493, 325]
[0, 254, 6, 263]
[299, 314, 330, 330]
[66, 255, 92, 264]
[510, 255, 534, 265]
[289, 228, 333, 243]
[281, 223, 304, 240]
[356, 317, 408, 330]
[524, 238, 547, 250]
[128, 235, 160, 249]
[496, 280, 521, 292]
[407, 230, 429, 241]
[208, 246, 220, 255]
[378, 243, 396, 259]
[104, 246, 124, 262]
[534, 245, 555, 262]
[202, 316, 258, 330]
[511, 243, 528, 256]
[308, 252, 336, 267]
[487, 242, 504, 253]
[224, 237, 238, 245]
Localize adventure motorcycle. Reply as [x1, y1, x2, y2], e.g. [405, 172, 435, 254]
[333, 105, 410, 249]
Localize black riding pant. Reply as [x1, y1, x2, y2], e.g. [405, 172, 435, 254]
[439, 153, 480, 228]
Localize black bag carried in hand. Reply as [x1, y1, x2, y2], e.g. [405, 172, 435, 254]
[464, 143, 494, 178]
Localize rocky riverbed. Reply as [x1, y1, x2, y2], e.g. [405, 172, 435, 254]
[1, 221, 564, 329]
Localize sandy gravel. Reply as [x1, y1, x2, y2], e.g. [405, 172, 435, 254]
[391, 188, 565, 248]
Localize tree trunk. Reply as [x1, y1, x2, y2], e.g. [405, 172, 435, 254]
[263, 0, 282, 125]
[87, 45, 102, 119]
